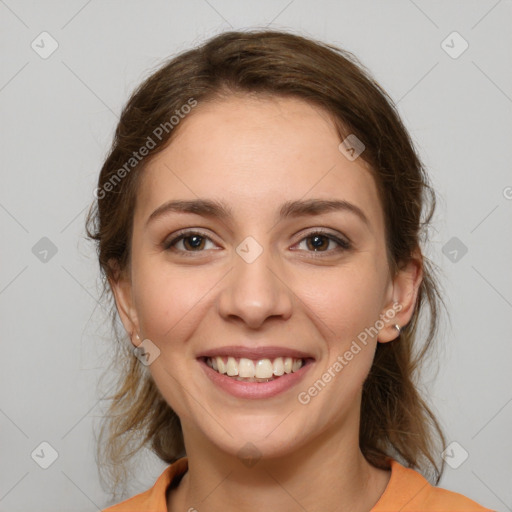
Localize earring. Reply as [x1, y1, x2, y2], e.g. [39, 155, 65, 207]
[394, 324, 401, 336]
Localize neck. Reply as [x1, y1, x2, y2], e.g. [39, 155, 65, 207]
[168, 414, 391, 512]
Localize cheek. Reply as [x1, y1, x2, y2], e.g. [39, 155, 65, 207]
[132, 261, 218, 343]
[296, 260, 386, 342]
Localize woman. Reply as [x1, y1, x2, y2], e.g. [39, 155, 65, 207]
[88, 29, 494, 511]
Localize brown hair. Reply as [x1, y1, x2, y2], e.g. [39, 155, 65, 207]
[86, 28, 447, 498]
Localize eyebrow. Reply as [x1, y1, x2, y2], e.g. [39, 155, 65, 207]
[146, 198, 370, 228]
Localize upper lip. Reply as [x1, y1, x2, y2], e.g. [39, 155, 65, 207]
[197, 346, 315, 361]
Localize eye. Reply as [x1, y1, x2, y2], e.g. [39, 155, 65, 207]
[293, 230, 351, 255]
[163, 230, 217, 254]
[162, 228, 351, 256]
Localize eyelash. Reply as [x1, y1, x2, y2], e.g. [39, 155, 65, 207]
[162, 228, 351, 257]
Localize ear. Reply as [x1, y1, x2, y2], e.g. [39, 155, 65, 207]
[377, 246, 423, 343]
[108, 261, 140, 347]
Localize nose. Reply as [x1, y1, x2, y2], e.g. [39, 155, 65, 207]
[217, 242, 293, 329]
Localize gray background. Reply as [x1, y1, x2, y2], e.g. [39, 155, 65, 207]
[1, 1, 511, 510]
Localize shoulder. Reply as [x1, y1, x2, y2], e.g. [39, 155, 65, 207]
[102, 457, 188, 512]
[372, 459, 495, 512]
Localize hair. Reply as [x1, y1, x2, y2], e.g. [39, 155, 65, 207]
[86, 28, 448, 498]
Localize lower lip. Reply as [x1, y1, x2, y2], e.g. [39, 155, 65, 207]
[198, 358, 314, 399]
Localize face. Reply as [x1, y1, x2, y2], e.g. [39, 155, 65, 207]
[112, 94, 421, 460]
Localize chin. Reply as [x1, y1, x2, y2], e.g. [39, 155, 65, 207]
[196, 416, 307, 461]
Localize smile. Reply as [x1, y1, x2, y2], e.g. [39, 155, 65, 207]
[205, 356, 305, 381]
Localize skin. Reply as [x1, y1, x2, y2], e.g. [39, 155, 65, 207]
[111, 94, 423, 512]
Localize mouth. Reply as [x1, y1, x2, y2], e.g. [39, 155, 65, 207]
[196, 346, 315, 399]
[200, 355, 313, 382]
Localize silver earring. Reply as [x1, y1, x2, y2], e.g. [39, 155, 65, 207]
[394, 324, 401, 335]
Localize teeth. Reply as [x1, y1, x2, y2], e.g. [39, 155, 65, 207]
[226, 356, 238, 376]
[216, 356, 226, 374]
[292, 359, 302, 372]
[239, 358, 255, 378]
[273, 358, 284, 376]
[206, 356, 305, 379]
[255, 359, 273, 379]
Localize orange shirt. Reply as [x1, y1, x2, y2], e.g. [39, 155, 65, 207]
[102, 457, 494, 512]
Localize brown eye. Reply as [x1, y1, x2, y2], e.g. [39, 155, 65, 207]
[295, 231, 351, 254]
[180, 234, 206, 251]
[306, 234, 330, 251]
[163, 231, 216, 253]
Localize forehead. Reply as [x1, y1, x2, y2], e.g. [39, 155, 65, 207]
[137, 94, 384, 232]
